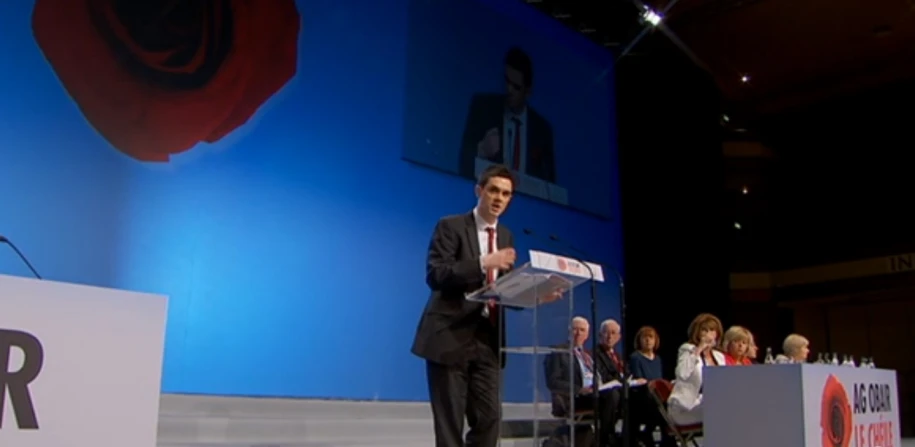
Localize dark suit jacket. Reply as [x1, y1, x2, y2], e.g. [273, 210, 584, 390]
[411, 212, 514, 367]
[594, 344, 625, 383]
[458, 93, 555, 183]
[544, 344, 585, 416]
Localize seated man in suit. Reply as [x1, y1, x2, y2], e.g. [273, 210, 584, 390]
[597, 320, 672, 447]
[458, 46, 556, 184]
[545, 316, 620, 447]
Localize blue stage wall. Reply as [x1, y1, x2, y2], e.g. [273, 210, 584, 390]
[0, 0, 623, 402]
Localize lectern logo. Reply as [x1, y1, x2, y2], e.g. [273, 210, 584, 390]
[0, 329, 44, 430]
[821, 374, 853, 447]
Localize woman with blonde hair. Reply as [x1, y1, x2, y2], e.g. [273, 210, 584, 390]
[746, 331, 759, 363]
[667, 313, 727, 425]
[719, 325, 752, 366]
[775, 333, 810, 364]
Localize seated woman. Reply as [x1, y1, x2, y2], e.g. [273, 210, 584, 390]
[667, 313, 726, 426]
[630, 326, 663, 383]
[629, 326, 675, 446]
[720, 325, 753, 366]
[775, 333, 810, 364]
[746, 331, 759, 364]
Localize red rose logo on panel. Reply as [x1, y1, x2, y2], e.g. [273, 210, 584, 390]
[557, 258, 568, 272]
[821, 374, 853, 447]
[31, 0, 301, 162]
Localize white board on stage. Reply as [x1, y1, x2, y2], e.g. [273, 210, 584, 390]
[0, 274, 167, 447]
[704, 363, 901, 447]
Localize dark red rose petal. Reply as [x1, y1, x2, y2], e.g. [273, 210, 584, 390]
[32, 0, 301, 162]
[821, 375, 853, 447]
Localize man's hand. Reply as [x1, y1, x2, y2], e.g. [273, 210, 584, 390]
[540, 288, 564, 304]
[483, 248, 516, 271]
[477, 127, 500, 158]
[633, 378, 648, 385]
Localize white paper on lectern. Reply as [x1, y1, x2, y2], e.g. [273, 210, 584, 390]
[479, 272, 570, 307]
[529, 250, 605, 283]
[0, 274, 167, 447]
[599, 379, 645, 391]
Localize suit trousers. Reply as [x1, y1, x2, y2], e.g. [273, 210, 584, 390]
[576, 389, 621, 446]
[426, 336, 501, 447]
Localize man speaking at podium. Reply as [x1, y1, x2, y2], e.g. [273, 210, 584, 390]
[411, 164, 518, 447]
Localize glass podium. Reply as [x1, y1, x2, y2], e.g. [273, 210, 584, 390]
[466, 250, 605, 446]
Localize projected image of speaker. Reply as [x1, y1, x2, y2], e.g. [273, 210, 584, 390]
[400, 0, 618, 220]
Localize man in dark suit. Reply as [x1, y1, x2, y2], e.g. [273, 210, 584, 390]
[411, 164, 518, 447]
[458, 47, 556, 184]
[545, 316, 621, 447]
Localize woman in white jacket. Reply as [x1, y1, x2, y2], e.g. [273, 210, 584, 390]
[667, 313, 727, 426]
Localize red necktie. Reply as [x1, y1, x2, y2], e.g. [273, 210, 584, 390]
[610, 350, 623, 372]
[485, 227, 497, 325]
[511, 119, 521, 170]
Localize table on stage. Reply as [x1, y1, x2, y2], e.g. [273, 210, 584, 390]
[704, 363, 901, 447]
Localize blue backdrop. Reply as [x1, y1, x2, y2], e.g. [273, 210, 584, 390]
[0, 0, 622, 403]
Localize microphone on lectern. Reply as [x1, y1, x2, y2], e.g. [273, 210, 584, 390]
[523, 229, 595, 276]
[0, 234, 43, 279]
[523, 227, 605, 437]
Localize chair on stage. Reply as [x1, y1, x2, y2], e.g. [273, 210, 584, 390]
[541, 384, 595, 447]
[647, 379, 703, 447]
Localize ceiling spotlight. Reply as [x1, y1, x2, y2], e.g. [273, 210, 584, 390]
[740, 75, 750, 83]
[741, 186, 749, 195]
[734, 222, 742, 230]
[641, 9, 662, 26]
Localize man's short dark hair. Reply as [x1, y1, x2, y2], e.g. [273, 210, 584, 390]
[477, 164, 516, 190]
[504, 46, 533, 87]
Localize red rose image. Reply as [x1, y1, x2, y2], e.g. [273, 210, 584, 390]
[31, 0, 301, 162]
[821, 374, 853, 447]
[557, 258, 568, 272]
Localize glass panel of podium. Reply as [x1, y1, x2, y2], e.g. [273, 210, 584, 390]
[466, 252, 603, 446]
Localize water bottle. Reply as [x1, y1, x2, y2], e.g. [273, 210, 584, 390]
[816, 353, 825, 364]
[764, 347, 774, 364]
[830, 353, 839, 365]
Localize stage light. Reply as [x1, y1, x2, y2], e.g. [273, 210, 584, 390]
[641, 9, 662, 26]
[734, 222, 742, 230]
[740, 74, 750, 83]
[742, 186, 749, 195]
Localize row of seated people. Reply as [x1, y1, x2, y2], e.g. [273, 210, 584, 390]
[669, 313, 810, 427]
[544, 316, 673, 447]
[543, 314, 812, 447]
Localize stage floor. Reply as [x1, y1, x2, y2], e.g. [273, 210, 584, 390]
[157, 393, 555, 447]
[157, 393, 914, 446]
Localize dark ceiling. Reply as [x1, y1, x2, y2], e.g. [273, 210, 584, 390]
[526, 0, 915, 118]
[527, 0, 915, 272]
